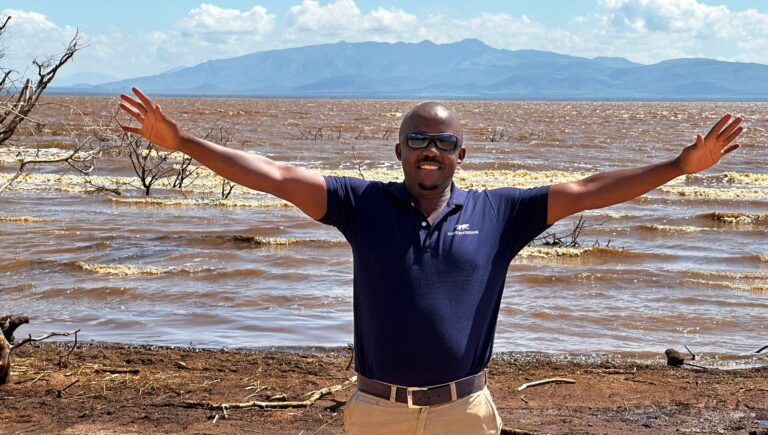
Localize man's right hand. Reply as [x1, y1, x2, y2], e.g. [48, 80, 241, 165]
[117, 86, 328, 220]
[119, 87, 185, 151]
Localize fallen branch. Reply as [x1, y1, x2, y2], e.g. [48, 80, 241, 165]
[13, 329, 80, 351]
[516, 377, 576, 391]
[756, 345, 768, 354]
[94, 367, 140, 375]
[182, 375, 357, 410]
[56, 378, 80, 398]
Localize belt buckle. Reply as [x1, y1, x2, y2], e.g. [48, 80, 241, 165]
[405, 386, 428, 408]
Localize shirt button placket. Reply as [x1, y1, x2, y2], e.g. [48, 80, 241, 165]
[419, 221, 429, 245]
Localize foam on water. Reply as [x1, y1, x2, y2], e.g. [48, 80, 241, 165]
[660, 186, 768, 200]
[0, 215, 51, 223]
[640, 224, 703, 233]
[75, 262, 205, 276]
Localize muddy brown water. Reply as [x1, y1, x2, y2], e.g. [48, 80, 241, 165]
[1, 97, 766, 365]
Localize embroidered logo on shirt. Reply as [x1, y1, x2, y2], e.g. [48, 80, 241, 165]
[448, 223, 479, 236]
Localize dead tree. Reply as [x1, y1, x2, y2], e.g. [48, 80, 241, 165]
[0, 16, 92, 192]
[0, 17, 81, 146]
[125, 134, 174, 196]
[531, 215, 608, 248]
[0, 315, 28, 384]
[0, 315, 79, 385]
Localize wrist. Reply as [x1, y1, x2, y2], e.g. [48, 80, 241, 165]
[174, 129, 192, 151]
[670, 156, 688, 176]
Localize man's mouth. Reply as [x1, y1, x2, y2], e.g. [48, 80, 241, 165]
[417, 160, 441, 170]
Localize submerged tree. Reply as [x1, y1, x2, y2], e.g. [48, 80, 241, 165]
[0, 15, 95, 192]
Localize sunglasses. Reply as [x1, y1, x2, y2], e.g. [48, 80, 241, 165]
[404, 132, 461, 152]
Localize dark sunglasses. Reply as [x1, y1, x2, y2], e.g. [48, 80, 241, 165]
[404, 132, 461, 152]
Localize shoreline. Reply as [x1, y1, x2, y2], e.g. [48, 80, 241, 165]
[16, 339, 768, 369]
[2, 342, 766, 434]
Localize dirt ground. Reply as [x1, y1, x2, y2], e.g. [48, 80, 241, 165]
[1, 343, 766, 434]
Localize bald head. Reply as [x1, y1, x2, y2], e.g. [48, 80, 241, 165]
[399, 102, 463, 144]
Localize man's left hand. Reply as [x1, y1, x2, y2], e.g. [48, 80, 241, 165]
[676, 114, 744, 174]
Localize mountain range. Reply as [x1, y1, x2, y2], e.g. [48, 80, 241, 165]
[52, 39, 768, 100]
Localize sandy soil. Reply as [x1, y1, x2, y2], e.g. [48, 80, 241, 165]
[1, 343, 766, 434]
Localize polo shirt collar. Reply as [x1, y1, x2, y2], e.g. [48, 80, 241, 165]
[388, 181, 468, 208]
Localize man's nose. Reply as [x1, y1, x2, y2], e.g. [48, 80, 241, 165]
[422, 139, 441, 154]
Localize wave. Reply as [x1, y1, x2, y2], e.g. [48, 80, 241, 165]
[0, 216, 51, 223]
[584, 211, 636, 219]
[678, 278, 768, 293]
[719, 172, 768, 186]
[639, 224, 702, 233]
[75, 262, 206, 276]
[699, 212, 768, 224]
[682, 269, 768, 280]
[1, 169, 595, 194]
[231, 235, 347, 247]
[659, 186, 768, 201]
[0, 258, 38, 271]
[686, 172, 768, 187]
[0, 146, 76, 164]
[516, 246, 653, 259]
[111, 197, 293, 208]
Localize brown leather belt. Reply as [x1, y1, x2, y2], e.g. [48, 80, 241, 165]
[356, 371, 487, 408]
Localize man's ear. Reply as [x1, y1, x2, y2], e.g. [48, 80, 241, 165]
[395, 143, 402, 161]
[457, 147, 466, 164]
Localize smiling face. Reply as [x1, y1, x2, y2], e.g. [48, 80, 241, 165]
[395, 102, 466, 199]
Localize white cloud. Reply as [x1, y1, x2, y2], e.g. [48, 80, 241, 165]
[1, 9, 79, 75]
[177, 3, 274, 35]
[600, 0, 733, 37]
[282, 0, 425, 44]
[286, 0, 361, 34]
[361, 7, 418, 37]
[589, 0, 768, 64]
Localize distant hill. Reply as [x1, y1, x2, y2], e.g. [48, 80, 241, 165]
[52, 39, 768, 100]
[53, 71, 123, 87]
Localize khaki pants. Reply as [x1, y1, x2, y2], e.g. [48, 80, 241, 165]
[343, 386, 502, 435]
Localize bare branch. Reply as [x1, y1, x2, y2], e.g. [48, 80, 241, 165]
[181, 376, 358, 411]
[0, 16, 10, 34]
[0, 26, 81, 146]
[12, 329, 81, 351]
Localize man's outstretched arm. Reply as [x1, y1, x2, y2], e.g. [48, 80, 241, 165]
[119, 87, 327, 220]
[547, 114, 744, 225]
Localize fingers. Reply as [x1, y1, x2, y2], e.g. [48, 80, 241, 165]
[120, 125, 143, 135]
[722, 126, 743, 147]
[132, 87, 156, 113]
[705, 113, 731, 140]
[119, 102, 144, 123]
[722, 143, 740, 156]
[119, 93, 147, 116]
[716, 116, 743, 143]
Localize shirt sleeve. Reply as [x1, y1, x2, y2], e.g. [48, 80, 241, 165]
[318, 175, 368, 238]
[487, 185, 551, 258]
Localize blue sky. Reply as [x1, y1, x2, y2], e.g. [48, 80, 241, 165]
[3, 1, 768, 80]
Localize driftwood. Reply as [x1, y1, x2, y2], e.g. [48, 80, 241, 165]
[0, 315, 79, 385]
[93, 366, 140, 374]
[516, 377, 576, 391]
[756, 345, 768, 354]
[181, 375, 357, 411]
[665, 347, 709, 370]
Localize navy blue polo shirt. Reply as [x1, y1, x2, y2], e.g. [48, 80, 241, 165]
[320, 176, 549, 387]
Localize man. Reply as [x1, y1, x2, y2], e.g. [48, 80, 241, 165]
[119, 88, 743, 434]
